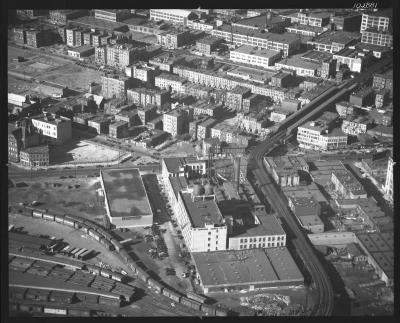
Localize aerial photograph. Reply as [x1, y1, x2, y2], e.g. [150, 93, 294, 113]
[6, 6, 394, 318]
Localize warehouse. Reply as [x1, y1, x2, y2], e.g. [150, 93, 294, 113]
[192, 248, 304, 294]
[100, 168, 153, 228]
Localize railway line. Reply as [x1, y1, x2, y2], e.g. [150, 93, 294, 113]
[247, 56, 392, 315]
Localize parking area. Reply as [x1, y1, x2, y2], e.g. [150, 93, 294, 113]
[8, 176, 106, 225]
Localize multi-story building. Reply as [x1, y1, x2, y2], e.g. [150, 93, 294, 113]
[275, 55, 321, 77]
[226, 86, 251, 111]
[162, 156, 207, 179]
[150, 9, 195, 26]
[19, 145, 50, 167]
[25, 29, 53, 48]
[191, 101, 223, 118]
[31, 114, 72, 145]
[349, 87, 375, 107]
[88, 116, 111, 134]
[105, 44, 146, 69]
[307, 31, 361, 53]
[155, 73, 187, 93]
[287, 195, 324, 233]
[229, 45, 281, 69]
[94, 9, 131, 22]
[375, 89, 390, 108]
[149, 53, 186, 73]
[360, 10, 392, 33]
[163, 109, 188, 137]
[66, 26, 78, 47]
[270, 71, 292, 88]
[237, 112, 266, 134]
[196, 36, 224, 55]
[49, 10, 87, 25]
[211, 25, 301, 57]
[297, 121, 347, 151]
[335, 101, 355, 118]
[184, 83, 213, 100]
[331, 170, 367, 199]
[127, 87, 170, 107]
[137, 104, 158, 125]
[157, 29, 190, 49]
[8, 122, 40, 163]
[384, 155, 394, 202]
[285, 10, 331, 27]
[342, 116, 369, 136]
[17, 10, 48, 17]
[285, 24, 325, 37]
[232, 13, 291, 33]
[332, 12, 362, 32]
[172, 65, 287, 103]
[95, 45, 107, 65]
[125, 63, 158, 84]
[242, 94, 267, 113]
[187, 19, 215, 32]
[197, 117, 218, 140]
[109, 121, 129, 138]
[115, 110, 139, 127]
[13, 27, 26, 45]
[373, 70, 393, 94]
[264, 156, 308, 187]
[67, 45, 95, 59]
[101, 75, 134, 99]
[333, 48, 374, 73]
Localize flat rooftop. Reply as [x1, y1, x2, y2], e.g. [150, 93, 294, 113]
[276, 54, 321, 71]
[101, 168, 152, 218]
[180, 192, 224, 228]
[311, 31, 360, 45]
[233, 14, 286, 29]
[70, 15, 128, 32]
[232, 45, 281, 58]
[192, 248, 303, 287]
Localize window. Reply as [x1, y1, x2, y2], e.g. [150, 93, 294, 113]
[208, 243, 210, 247]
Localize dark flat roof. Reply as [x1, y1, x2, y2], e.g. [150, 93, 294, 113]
[101, 168, 152, 218]
[192, 247, 303, 287]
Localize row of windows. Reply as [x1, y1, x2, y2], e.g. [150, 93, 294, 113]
[239, 241, 285, 249]
[239, 236, 284, 243]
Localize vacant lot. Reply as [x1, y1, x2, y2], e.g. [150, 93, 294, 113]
[9, 177, 106, 225]
[160, 141, 198, 158]
[51, 140, 121, 164]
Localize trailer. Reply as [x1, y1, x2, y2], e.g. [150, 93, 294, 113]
[54, 214, 65, 223]
[181, 297, 201, 310]
[187, 291, 207, 304]
[43, 213, 55, 221]
[60, 245, 71, 253]
[71, 248, 84, 258]
[67, 248, 78, 256]
[32, 211, 43, 218]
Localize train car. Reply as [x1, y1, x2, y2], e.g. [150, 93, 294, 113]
[63, 216, 76, 228]
[187, 291, 207, 304]
[180, 297, 201, 311]
[215, 308, 229, 316]
[119, 249, 129, 262]
[32, 210, 43, 218]
[43, 213, 55, 221]
[43, 306, 67, 315]
[80, 223, 89, 234]
[100, 268, 112, 279]
[25, 289, 50, 302]
[135, 267, 150, 283]
[110, 239, 122, 252]
[86, 264, 101, 275]
[98, 296, 120, 307]
[49, 291, 74, 303]
[54, 214, 65, 224]
[200, 304, 216, 316]
[20, 304, 44, 314]
[147, 278, 163, 293]
[111, 272, 124, 282]
[67, 308, 91, 317]
[73, 221, 81, 229]
[126, 259, 137, 274]
[162, 288, 181, 303]
[103, 239, 115, 251]
[9, 287, 27, 300]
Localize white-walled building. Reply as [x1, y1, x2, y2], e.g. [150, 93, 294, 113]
[297, 121, 347, 151]
[229, 45, 281, 69]
[384, 155, 393, 202]
[31, 114, 72, 145]
[150, 9, 195, 26]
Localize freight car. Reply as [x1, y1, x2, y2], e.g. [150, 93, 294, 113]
[80, 223, 89, 234]
[110, 239, 122, 252]
[147, 278, 163, 293]
[43, 213, 55, 221]
[215, 308, 229, 316]
[32, 210, 43, 218]
[187, 291, 207, 304]
[119, 249, 129, 262]
[54, 214, 65, 224]
[200, 304, 216, 316]
[162, 288, 181, 303]
[20, 303, 44, 314]
[63, 216, 76, 228]
[135, 267, 150, 283]
[67, 308, 91, 317]
[180, 297, 201, 311]
[99, 237, 114, 251]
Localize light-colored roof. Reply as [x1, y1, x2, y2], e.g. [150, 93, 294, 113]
[151, 9, 192, 18]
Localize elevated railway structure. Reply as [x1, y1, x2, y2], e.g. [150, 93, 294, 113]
[248, 56, 392, 316]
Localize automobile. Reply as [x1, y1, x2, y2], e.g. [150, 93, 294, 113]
[181, 272, 189, 278]
[31, 200, 40, 206]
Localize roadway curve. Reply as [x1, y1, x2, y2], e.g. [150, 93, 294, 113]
[247, 55, 392, 316]
[249, 131, 334, 316]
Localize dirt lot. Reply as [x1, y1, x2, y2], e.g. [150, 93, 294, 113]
[51, 139, 121, 164]
[160, 141, 198, 158]
[8, 45, 103, 92]
[8, 176, 106, 225]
